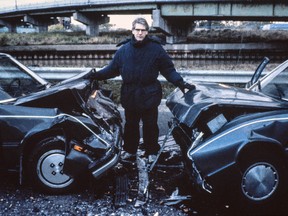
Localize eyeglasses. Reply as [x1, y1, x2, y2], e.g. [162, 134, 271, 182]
[133, 29, 147, 33]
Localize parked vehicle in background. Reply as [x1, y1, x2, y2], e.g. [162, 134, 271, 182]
[262, 23, 288, 30]
[167, 57, 288, 214]
[0, 53, 122, 194]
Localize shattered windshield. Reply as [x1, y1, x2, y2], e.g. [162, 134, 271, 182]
[0, 56, 42, 99]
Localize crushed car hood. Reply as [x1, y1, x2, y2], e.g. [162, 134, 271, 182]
[166, 82, 288, 127]
[14, 78, 90, 112]
[6, 68, 120, 123]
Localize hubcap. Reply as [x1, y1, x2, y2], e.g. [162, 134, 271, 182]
[241, 162, 278, 201]
[37, 149, 73, 188]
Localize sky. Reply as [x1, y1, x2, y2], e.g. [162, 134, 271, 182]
[109, 15, 152, 29]
[1, 0, 152, 29]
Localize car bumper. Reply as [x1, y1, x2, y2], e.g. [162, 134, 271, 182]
[89, 147, 120, 178]
[188, 159, 213, 194]
[64, 124, 122, 178]
[89, 125, 122, 178]
[188, 159, 241, 198]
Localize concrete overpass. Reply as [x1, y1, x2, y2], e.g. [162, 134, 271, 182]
[1, 0, 288, 43]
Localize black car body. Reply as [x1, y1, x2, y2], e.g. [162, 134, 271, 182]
[166, 58, 288, 212]
[0, 53, 122, 193]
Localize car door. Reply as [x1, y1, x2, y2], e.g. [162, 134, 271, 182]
[246, 57, 270, 89]
[0, 105, 23, 171]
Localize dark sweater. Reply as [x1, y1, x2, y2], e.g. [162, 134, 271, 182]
[96, 36, 183, 110]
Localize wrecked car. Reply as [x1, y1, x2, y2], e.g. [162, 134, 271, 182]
[0, 53, 122, 194]
[166, 57, 288, 213]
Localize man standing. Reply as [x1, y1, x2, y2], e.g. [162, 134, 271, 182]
[92, 17, 193, 163]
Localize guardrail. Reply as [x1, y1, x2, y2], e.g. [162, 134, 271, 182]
[30, 66, 255, 84]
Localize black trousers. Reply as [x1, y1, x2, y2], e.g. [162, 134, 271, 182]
[123, 107, 160, 155]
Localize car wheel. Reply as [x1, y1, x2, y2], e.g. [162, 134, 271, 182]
[29, 137, 75, 194]
[238, 153, 286, 213]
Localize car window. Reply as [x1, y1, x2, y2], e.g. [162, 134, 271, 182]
[0, 57, 40, 98]
[261, 65, 288, 100]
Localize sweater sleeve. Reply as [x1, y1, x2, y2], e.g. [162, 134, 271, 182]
[94, 50, 121, 80]
[158, 46, 183, 86]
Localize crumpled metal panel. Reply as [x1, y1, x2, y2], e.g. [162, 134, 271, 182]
[87, 89, 121, 123]
[166, 82, 288, 127]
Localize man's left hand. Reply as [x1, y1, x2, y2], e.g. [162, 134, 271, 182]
[178, 81, 195, 94]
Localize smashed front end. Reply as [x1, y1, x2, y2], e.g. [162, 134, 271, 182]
[166, 82, 286, 196]
[62, 109, 122, 179]
[61, 86, 123, 179]
[14, 69, 123, 180]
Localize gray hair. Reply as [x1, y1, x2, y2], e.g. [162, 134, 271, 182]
[132, 17, 149, 31]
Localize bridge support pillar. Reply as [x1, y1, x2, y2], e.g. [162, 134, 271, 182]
[24, 15, 56, 33]
[152, 9, 195, 44]
[73, 12, 109, 36]
[0, 19, 17, 33]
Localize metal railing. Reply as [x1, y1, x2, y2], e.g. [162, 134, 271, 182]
[30, 66, 255, 84]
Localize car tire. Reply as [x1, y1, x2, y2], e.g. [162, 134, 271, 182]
[28, 137, 75, 194]
[237, 153, 287, 214]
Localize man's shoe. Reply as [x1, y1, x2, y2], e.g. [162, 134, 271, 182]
[138, 144, 147, 151]
[121, 151, 136, 163]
